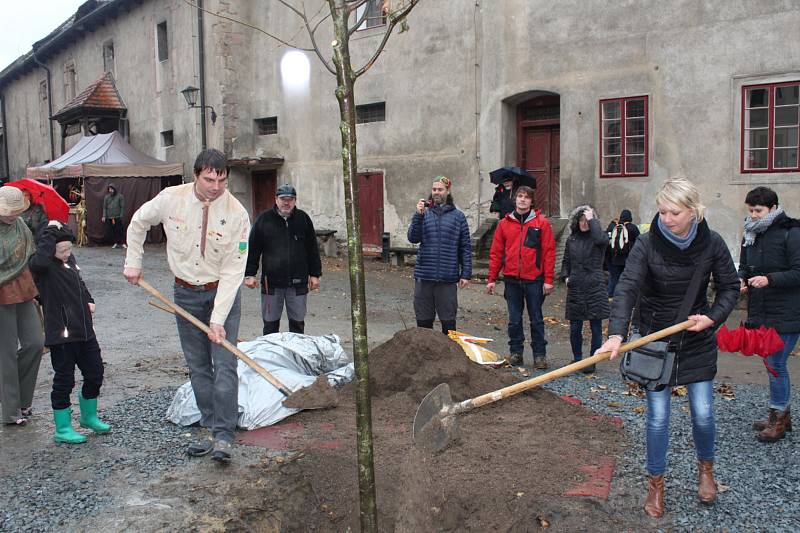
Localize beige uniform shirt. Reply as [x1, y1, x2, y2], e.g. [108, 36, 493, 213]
[125, 183, 250, 325]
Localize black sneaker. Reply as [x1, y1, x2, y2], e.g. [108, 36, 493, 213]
[186, 434, 214, 457]
[508, 353, 523, 366]
[211, 440, 232, 464]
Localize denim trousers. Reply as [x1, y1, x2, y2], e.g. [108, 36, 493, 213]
[607, 264, 624, 297]
[569, 319, 603, 361]
[174, 284, 241, 443]
[504, 279, 546, 356]
[645, 380, 715, 476]
[766, 332, 800, 411]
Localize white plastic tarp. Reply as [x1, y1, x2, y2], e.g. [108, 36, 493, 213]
[166, 332, 354, 430]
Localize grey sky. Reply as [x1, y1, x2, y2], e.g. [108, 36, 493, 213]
[0, 0, 86, 71]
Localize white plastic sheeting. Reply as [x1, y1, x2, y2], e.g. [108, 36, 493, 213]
[166, 332, 354, 430]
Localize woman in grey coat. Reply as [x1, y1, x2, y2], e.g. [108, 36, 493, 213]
[560, 205, 609, 374]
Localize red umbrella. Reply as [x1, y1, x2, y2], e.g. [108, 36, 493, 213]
[7, 178, 69, 223]
[717, 324, 784, 377]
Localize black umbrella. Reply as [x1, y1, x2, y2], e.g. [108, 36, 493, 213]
[489, 166, 536, 189]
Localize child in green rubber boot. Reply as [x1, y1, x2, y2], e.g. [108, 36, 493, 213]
[29, 221, 111, 444]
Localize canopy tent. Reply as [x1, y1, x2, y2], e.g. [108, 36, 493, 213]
[26, 132, 183, 243]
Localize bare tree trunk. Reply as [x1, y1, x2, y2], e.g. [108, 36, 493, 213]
[328, 1, 377, 531]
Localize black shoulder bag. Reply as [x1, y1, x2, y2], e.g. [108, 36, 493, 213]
[620, 248, 711, 391]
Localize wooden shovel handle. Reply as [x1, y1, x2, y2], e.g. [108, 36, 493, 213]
[469, 319, 697, 409]
[137, 279, 292, 397]
[148, 300, 245, 344]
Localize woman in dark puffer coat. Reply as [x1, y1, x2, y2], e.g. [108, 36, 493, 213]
[595, 178, 739, 519]
[560, 205, 609, 373]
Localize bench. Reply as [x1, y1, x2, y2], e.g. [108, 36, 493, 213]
[315, 229, 338, 257]
[387, 246, 418, 267]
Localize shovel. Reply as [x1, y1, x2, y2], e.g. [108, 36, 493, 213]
[412, 319, 696, 453]
[137, 279, 337, 410]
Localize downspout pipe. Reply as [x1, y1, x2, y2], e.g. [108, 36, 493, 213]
[197, 0, 208, 150]
[0, 92, 9, 181]
[32, 49, 56, 161]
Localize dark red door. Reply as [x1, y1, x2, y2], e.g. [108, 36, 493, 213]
[252, 170, 276, 217]
[522, 126, 560, 217]
[358, 171, 384, 248]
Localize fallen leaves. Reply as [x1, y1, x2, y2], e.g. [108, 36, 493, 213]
[715, 383, 735, 400]
[536, 515, 550, 528]
[672, 386, 688, 397]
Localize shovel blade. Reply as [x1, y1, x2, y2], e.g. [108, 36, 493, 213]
[413, 383, 458, 453]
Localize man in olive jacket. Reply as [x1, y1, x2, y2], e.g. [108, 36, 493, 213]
[102, 185, 125, 248]
[244, 184, 322, 335]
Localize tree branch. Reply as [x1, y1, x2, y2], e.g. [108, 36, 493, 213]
[348, 0, 372, 36]
[353, 0, 420, 79]
[277, 0, 337, 75]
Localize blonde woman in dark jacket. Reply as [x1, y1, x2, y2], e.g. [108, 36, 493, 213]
[595, 178, 739, 518]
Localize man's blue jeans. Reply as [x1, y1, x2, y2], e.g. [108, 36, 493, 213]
[504, 279, 546, 356]
[645, 380, 715, 476]
[766, 333, 800, 411]
[569, 319, 603, 361]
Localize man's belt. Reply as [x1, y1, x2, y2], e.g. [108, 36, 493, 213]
[174, 277, 219, 291]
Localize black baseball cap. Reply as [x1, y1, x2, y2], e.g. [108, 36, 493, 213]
[276, 184, 297, 198]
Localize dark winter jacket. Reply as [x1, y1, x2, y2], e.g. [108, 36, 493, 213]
[28, 225, 96, 346]
[488, 209, 556, 285]
[245, 206, 322, 294]
[407, 204, 472, 283]
[738, 213, 800, 334]
[608, 215, 739, 385]
[605, 220, 640, 267]
[489, 186, 515, 219]
[103, 190, 124, 219]
[560, 216, 609, 321]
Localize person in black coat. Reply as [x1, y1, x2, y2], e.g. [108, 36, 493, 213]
[606, 209, 640, 297]
[29, 221, 111, 444]
[595, 178, 739, 518]
[738, 186, 800, 443]
[489, 178, 515, 219]
[244, 184, 322, 335]
[560, 205, 609, 373]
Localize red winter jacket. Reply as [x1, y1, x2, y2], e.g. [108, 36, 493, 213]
[488, 209, 556, 284]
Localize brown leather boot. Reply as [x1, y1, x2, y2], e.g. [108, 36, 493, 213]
[697, 460, 717, 504]
[758, 409, 789, 443]
[753, 406, 792, 432]
[644, 475, 664, 518]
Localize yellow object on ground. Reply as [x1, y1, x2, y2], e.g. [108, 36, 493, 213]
[447, 330, 504, 365]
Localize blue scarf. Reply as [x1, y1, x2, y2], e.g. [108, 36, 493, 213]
[657, 216, 698, 250]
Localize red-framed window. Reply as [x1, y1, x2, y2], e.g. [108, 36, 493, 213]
[600, 96, 648, 177]
[741, 82, 800, 173]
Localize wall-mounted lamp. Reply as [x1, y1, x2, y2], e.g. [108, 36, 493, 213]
[180, 85, 217, 124]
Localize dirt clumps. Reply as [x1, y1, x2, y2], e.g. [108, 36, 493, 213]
[282, 375, 340, 410]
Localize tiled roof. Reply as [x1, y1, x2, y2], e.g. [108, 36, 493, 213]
[52, 71, 126, 119]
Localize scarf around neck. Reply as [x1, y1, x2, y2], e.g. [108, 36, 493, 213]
[0, 218, 34, 285]
[743, 205, 784, 247]
[657, 216, 698, 251]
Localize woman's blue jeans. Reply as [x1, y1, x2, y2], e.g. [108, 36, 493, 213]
[569, 319, 603, 360]
[766, 333, 800, 411]
[645, 380, 715, 476]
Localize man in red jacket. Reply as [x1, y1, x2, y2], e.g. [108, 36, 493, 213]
[486, 186, 556, 368]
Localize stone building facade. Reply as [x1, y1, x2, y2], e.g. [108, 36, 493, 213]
[1, 0, 799, 252]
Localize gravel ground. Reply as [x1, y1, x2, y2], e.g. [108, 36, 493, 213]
[542, 371, 800, 532]
[0, 388, 188, 532]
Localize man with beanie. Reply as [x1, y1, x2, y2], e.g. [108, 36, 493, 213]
[486, 186, 556, 369]
[606, 209, 639, 298]
[29, 221, 110, 444]
[407, 176, 472, 334]
[124, 149, 250, 464]
[102, 185, 126, 249]
[244, 184, 322, 335]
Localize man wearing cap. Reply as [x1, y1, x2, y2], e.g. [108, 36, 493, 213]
[407, 176, 472, 334]
[244, 184, 322, 335]
[123, 149, 250, 464]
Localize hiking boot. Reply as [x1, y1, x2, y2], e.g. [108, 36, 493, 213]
[187, 432, 214, 457]
[533, 356, 548, 370]
[508, 353, 523, 366]
[758, 408, 790, 443]
[78, 394, 111, 434]
[753, 406, 792, 432]
[53, 408, 87, 444]
[697, 460, 717, 504]
[211, 439, 232, 464]
[644, 475, 664, 518]
[581, 364, 597, 374]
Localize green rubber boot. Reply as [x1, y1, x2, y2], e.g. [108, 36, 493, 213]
[53, 408, 87, 444]
[78, 394, 111, 434]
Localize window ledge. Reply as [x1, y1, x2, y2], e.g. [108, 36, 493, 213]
[732, 171, 800, 185]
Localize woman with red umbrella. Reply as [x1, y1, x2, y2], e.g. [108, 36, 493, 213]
[738, 186, 800, 443]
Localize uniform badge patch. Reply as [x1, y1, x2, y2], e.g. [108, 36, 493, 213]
[239, 241, 247, 253]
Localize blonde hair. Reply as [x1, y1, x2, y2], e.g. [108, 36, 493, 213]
[655, 177, 705, 222]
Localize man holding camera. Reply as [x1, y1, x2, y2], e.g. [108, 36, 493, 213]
[407, 176, 472, 334]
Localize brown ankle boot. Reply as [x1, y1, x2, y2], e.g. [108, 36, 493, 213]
[758, 409, 789, 443]
[644, 475, 664, 518]
[697, 460, 717, 504]
[753, 406, 792, 432]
